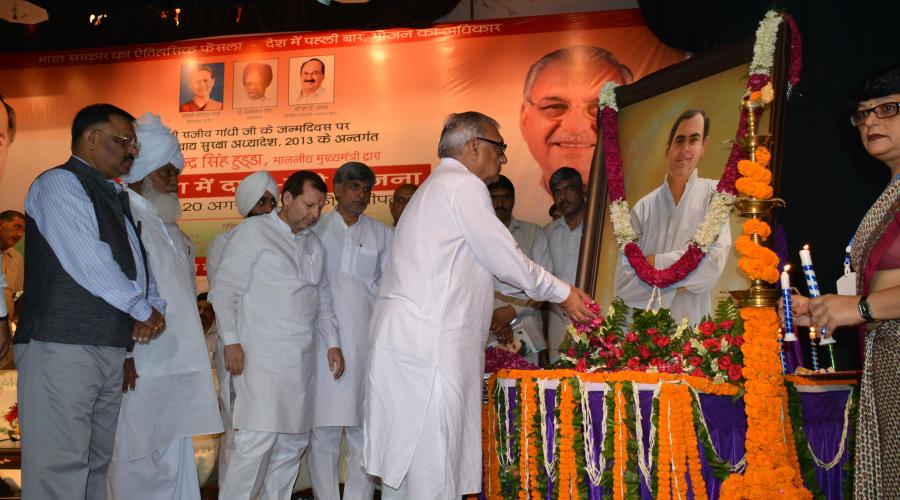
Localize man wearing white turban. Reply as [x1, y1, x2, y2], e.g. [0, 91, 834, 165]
[205, 169, 279, 488]
[106, 113, 222, 500]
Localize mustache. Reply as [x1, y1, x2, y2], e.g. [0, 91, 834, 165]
[123, 155, 135, 162]
[304, 79, 317, 83]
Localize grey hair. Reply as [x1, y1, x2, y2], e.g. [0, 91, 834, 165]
[333, 161, 375, 186]
[523, 46, 634, 101]
[437, 111, 500, 159]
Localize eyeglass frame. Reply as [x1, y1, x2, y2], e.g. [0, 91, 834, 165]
[850, 102, 900, 127]
[475, 136, 508, 156]
[90, 128, 141, 151]
[525, 98, 601, 121]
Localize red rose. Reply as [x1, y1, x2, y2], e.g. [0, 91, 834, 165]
[689, 356, 703, 367]
[575, 358, 588, 372]
[682, 343, 693, 356]
[718, 355, 733, 369]
[567, 348, 575, 357]
[625, 332, 639, 343]
[638, 345, 651, 359]
[691, 367, 703, 377]
[719, 320, 735, 330]
[669, 362, 683, 374]
[650, 357, 664, 367]
[646, 327, 658, 335]
[627, 357, 642, 371]
[652, 335, 671, 348]
[605, 334, 618, 343]
[732, 336, 745, 346]
[728, 364, 743, 381]
[605, 357, 616, 369]
[702, 338, 721, 353]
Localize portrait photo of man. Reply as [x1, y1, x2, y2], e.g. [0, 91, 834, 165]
[179, 63, 225, 112]
[233, 60, 278, 109]
[514, 46, 633, 218]
[289, 56, 335, 105]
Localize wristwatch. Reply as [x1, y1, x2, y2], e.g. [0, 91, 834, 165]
[858, 295, 875, 322]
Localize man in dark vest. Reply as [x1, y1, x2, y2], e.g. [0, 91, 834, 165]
[12, 103, 167, 500]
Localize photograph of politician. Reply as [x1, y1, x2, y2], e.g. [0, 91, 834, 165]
[289, 55, 335, 105]
[233, 60, 278, 109]
[579, 40, 788, 322]
[517, 46, 633, 205]
[179, 63, 225, 112]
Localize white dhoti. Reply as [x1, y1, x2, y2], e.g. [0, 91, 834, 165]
[309, 425, 375, 500]
[218, 429, 309, 500]
[107, 436, 199, 500]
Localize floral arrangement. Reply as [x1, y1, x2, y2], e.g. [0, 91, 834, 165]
[554, 298, 746, 384]
[0, 403, 18, 442]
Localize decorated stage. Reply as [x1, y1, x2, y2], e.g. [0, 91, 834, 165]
[480, 371, 856, 500]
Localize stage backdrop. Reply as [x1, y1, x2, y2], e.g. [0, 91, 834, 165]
[0, 10, 684, 278]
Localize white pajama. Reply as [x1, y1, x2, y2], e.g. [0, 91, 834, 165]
[107, 436, 199, 500]
[309, 425, 374, 500]
[218, 429, 309, 500]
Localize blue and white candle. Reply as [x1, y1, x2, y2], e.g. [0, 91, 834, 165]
[780, 265, 797, 342]
[800, 245, 836, 346]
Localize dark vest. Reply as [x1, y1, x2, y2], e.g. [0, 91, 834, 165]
[16, 158, 143, 348]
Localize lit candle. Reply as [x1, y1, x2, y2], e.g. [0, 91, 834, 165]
[800, 245, 836, 346]
[809, 327, 820, 371]
[781, 265, 797, 342]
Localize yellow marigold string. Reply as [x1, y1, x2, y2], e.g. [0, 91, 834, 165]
[558, 379, 579, 500]
[755, 146, 771, 167]
[613, 384, 627, 500]
[742, 218, 772, 239]
[495, 369, 741, 397]
[657, 384, 673, 500]
[528, 381, 542, 500]
[486, 376, 500, 500]
[679, 384, 708, 500]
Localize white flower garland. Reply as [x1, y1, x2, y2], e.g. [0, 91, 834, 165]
[537, 379, 558, 481]
[633, 383, 660, 490]
[692, 191, 737, 250]
[494, 383, 514, 468]
[610, 199, 637, 250]
[805, 389, 853, 470]
[750, 11, 783, 76]
[581, 384, 608, 486]
[598, 81, 619, 111]
[689, 387, 747, 472]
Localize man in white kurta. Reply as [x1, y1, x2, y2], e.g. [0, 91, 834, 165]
[487, 175, 552, 364]
[211, 170, 344, 500]
[205, 170, 279, 487]
[543, 167, 586, 362]
[107, 113, 222, 500]
[362, 112, 595, 500]
[614, 110, 731, 324]
[310, 162, 392, 500]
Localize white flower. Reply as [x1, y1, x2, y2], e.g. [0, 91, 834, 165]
[750, 10, 782, 76]
[691, 191, 735, 250]
[598, 81, 619, 111]
[609, 200, 637, 249]
[673, 318, 690, 339]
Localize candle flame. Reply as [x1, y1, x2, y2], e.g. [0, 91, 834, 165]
[803, 244, 810, 250]
[783, 264, 791, 272]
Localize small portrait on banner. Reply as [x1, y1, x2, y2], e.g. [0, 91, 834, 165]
[233, 59, 279, 109]
[180, 62, 225, 112]
[289, 55, 335, 105]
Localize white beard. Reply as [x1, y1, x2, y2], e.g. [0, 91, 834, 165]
[142, 182, 182, 224]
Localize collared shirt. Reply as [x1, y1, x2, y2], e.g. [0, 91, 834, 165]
[24, 156, 164, 321]
[294, 86, 331, 104]
[544, 216, 583, 284]
[1, 247, 22, 317]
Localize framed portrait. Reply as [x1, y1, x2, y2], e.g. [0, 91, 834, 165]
[233, 59, 279, 109]
[288, 55, 336, 105]
[577, 32, 790, 321]
[179, 62, 226, 113]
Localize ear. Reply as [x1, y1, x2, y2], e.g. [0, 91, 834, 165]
[699, 135, 710, 155]
[282, 191, 294, 206]
[519, 102, 529, 134]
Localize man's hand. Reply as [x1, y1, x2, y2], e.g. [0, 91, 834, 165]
[224, 343, 245, 376]
[809, 294, 864, 334]
[0, 320, 10, 362]
[327, 347, 345, 380]
[122, 357, 138, 392]
[489, 306, 517, 342]
[133, 309, 166, 344]
[559, 286, 597, 324]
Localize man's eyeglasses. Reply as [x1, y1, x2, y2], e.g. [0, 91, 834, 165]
[91, 128, 141, 151]
[527, 99, 600, 121]
[850, 102, 900, 126]
[476, 137, 508, 156]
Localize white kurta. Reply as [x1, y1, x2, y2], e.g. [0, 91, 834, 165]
[614, 173, 731, 324]
[362, 158, 569, 496]
[209, 210, 339, 434]
[311, 211, 392, 427]
[114, 190, 222, 461]
[544, 217, 583, 359]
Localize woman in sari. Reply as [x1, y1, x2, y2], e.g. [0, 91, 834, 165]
[787, 65, 900, 497]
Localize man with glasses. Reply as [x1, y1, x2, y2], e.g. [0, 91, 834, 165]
[518, 46, 632, 220]
[362, 112, 596, 499]
[309, 162, 392, 500]
[14, 103, 166, 499]
[614, 109, 731, 325]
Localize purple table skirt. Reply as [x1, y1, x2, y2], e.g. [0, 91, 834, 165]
[485, 382, 852, 499]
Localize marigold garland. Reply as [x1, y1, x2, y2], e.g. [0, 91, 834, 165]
[656, 384, 674, 500]
[487, 376, 500, 499]
[679, 385, 709, 500]
[612, 383, 628, 500]
[556, 378, 579, 500]
[518, 377, 534, 500]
